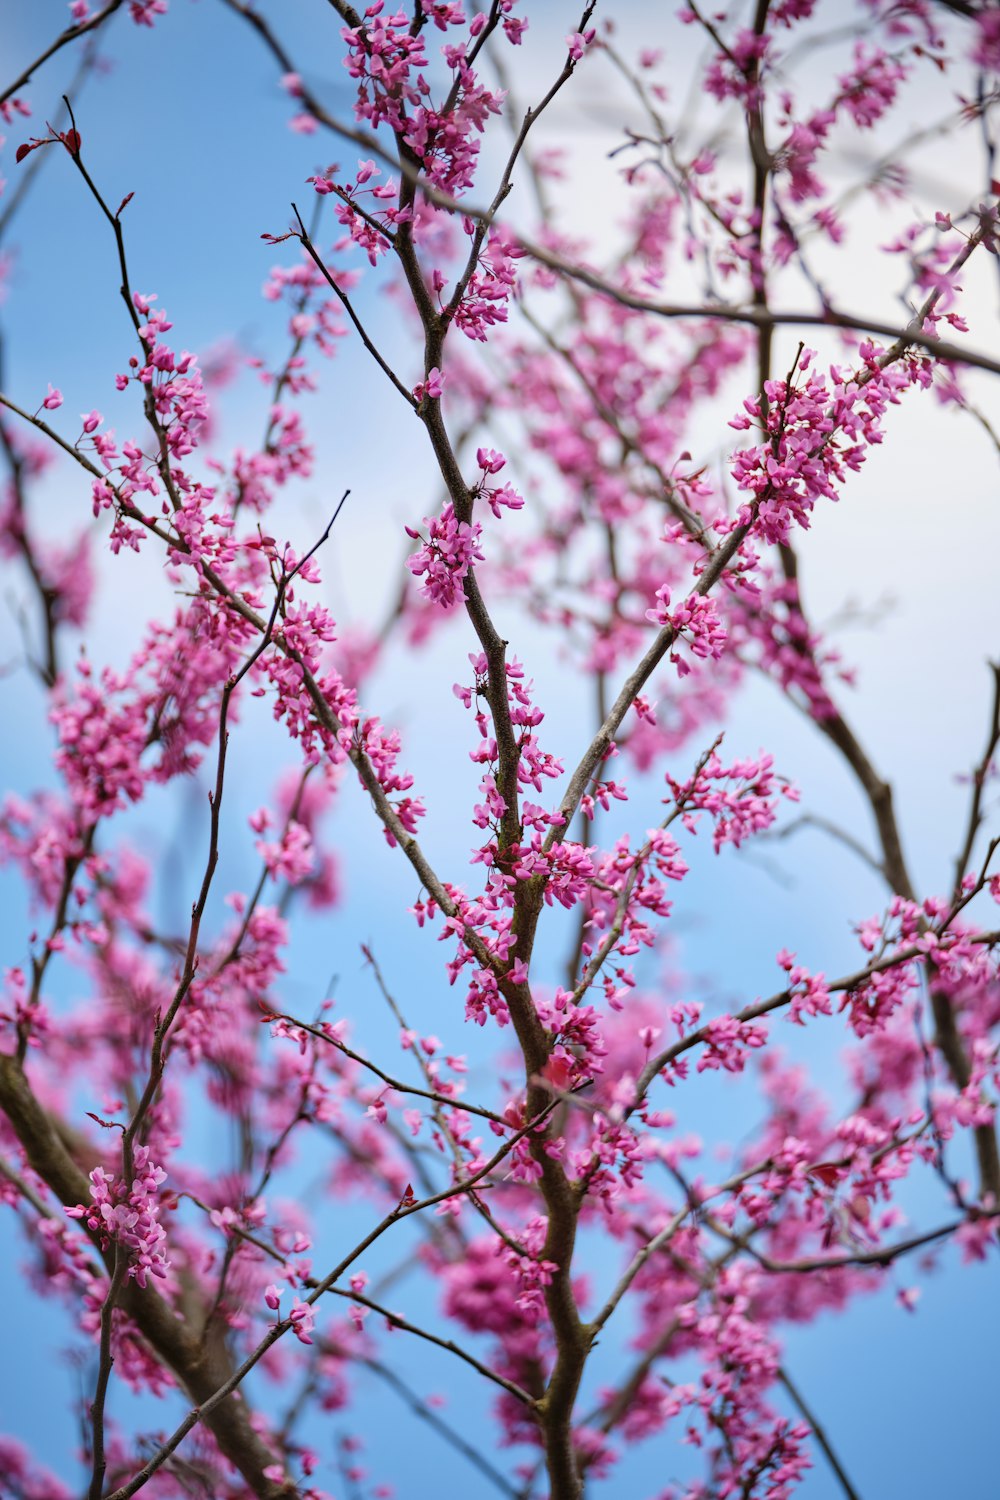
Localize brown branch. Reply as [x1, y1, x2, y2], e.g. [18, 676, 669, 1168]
[777, 1367, 863, 1500]
[222, 0, 1000, 391]
[327, 1286, 533, 1405]
[0, 1054, 293, 1499]
[121, 505, 346, 1161]
[541, 215, 994, 870]
[87, 1246, 128, 1500]
[270, 1006, 508, 1125]
[101, 1100, 556, 1499]
[357, 1353, 520, 1498]
[0, 36, 104, 245]
[0, 1, 124, 108]
[762, 812, 886, 880]
[209, 767, 316, 976]
[218, 0, 384, 157]
[514, 239, 1000, 380]
[952, 661, 1000, 900]
[741, 1213, 1000, 1273]
[0, 389, 501, 974]
[360, 945, 528, 1253]
[80, 504, 346, 1476]
[633, 928, 1000, 1109]
[442, 3, 597, 335]
[0, 384, 62, 687]
[291, 204, 416, 407]
[588, 1160, 773, 1338]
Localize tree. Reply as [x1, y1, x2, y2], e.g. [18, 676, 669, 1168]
[0, 1, 998, 1496]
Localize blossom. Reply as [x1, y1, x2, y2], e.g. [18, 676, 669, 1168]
[412, 366, 446, 402]
[405, 502, 484, 608]
[288, 1298, 316, 1344]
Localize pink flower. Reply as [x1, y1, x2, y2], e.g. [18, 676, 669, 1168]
[288, 1298, 316, 1344]
[476, 447, 506, 474]
[405, 502, 484, 609]
[566, 28, 595, 62]
[412, 366, 445, 402]
[129, 0, 167, 25]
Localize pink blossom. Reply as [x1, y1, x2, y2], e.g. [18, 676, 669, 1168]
[412, 366, 446, 402]
[288, 1298, 316, 1344]
[405, 502, 484, 608]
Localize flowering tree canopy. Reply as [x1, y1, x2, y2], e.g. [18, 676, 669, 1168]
[1, 1, 999, 1498]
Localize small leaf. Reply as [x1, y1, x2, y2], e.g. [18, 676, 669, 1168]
[116, 191, 135, 217]
[62, 128, 81, 155]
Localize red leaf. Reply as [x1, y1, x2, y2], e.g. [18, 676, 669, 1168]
[15, 141, 42, 164]
[116, 191, 134, 217]
[807, 1162, 841, 1188]
[62, 128, 81, 155]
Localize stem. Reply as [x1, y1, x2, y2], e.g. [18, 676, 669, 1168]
[87, 1247, 128, 1500]
[0, 1, 124, 107]
[777, 1368, 863, 1500]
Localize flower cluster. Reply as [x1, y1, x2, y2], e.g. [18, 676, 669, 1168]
[65, 1146, 170, 1289]
[1, 5, 998, 1498]
[405, 500, 484, 608]
[729, 345, 929, 547]
[665, 747, 797, 852]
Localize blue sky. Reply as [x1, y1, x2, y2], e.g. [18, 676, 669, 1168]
[1, 2, 998, 1497]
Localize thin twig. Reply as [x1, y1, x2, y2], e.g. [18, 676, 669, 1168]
[777, 1367, 863, 1500]
[763, 812, 885, 879]
[292, 204, 416, 408]
[358, 1353, 519, 1498]
[269, 1007, 508, 1126]
[0, 1, 124, 107]
[952, 661, 1000, 900]
[87, 1247, 128, 1500]
[327, 1286, 533, 1405]
[634, 929, 1000, 1108]
[102, 1100, 555, 1499]
[514, 237, 1000, 380]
